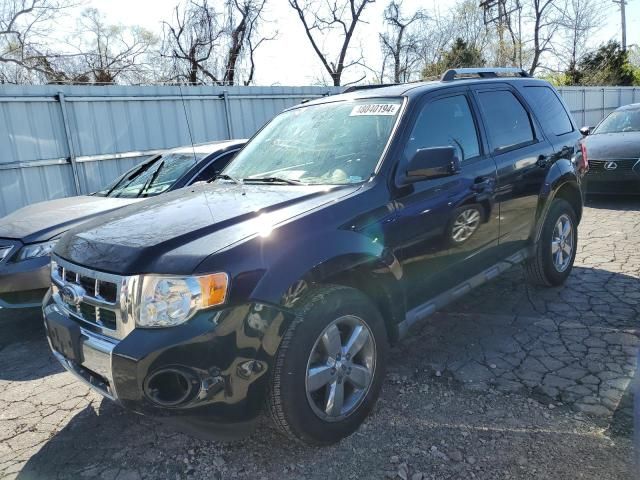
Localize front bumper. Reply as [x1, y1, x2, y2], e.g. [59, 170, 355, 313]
[586, 160, 640, 195]
[0, 254, 50, 309]
[43, 291, 294, 440]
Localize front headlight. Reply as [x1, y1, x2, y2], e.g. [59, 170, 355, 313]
[137, 273, 229, 328]
[16, 239, 59, 261]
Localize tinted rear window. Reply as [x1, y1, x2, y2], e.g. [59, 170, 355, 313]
[524, 86, 573, 136]
[477, 90, 534, 152]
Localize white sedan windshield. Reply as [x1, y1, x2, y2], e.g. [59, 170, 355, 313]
[224, 98, 403, 185]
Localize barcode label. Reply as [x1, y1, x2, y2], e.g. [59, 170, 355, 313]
[349, 104, 400, 116]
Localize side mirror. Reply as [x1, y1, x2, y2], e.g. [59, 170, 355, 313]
[579, 126, 592, 136]
[406, 146, 460, 181]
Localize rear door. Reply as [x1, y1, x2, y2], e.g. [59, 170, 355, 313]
[472, 84, 554, 256]
[392, 89, 500, 308]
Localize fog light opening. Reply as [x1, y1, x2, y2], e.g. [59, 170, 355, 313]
[144, 368, 195, 407]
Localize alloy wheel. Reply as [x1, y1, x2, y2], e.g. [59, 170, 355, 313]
[551, 213, 574, 272]
[305, 315, 376, 422]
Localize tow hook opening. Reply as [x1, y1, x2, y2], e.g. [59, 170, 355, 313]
[144, 368, 198, 407]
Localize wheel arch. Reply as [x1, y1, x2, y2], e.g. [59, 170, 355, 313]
[533, 161, 583, 244]
[553, 182, 583, 222]
[250, 230, 406, 345]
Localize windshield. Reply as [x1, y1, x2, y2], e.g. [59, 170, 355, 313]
[223, 98, 403, 185]
[96, 152, 204, 198]
[594, 109, 640, 134]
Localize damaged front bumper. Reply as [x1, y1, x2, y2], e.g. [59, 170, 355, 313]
[43, 289, 294, 440]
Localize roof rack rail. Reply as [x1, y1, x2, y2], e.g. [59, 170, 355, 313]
[440, 67, 530, 82]
[342, 83, 398, 93]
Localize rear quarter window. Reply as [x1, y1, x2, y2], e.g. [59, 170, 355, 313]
[523, 86, 574, 136]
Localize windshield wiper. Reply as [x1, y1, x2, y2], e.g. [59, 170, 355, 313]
[210, 173, 242, 185]
[243, 176, 305, 185]
[137, 161, 164, 198]
[106, 157, 159, 198]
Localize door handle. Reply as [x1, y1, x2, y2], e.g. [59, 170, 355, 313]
[471, 177, 492, 192]
[536, 155, 549, 168]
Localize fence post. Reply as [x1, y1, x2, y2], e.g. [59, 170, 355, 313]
[222, 91, 234, 139]
[57, 92, 82, 195]
[582, 89, 586, 126]
[618, 88, 622, 109]
[601, 88, 605, 121]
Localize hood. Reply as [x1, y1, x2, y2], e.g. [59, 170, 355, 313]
[55, 182, 362, 275]
[0, 195, 140, 243]
[584, 132, 640, 160]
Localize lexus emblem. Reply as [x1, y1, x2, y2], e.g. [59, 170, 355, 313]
[604, 161, 618, 170]
[61, 284, 85, 306]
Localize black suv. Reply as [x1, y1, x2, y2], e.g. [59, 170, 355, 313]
[44, 68, 585, 445]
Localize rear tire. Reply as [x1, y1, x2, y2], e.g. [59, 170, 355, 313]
[525, 198, 578, 287]
[267, 285, 388, 445]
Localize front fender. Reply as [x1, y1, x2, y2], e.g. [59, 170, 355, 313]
[251, 229, 389, 305]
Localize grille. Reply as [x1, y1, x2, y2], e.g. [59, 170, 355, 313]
[51, 256, 131, 339]
[588, 159, 639, 177]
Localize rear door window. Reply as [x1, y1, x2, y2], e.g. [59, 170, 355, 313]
[523, 86, 573, 136]
[477, 90, 535, 152]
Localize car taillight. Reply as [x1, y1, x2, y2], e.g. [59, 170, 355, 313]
[579, 142, 589, 172]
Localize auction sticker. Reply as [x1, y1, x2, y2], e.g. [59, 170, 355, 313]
[350, 103, 400, 116]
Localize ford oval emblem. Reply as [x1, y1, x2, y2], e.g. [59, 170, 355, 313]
[61, 284, 85, 306]
[604, 161, 618, 170]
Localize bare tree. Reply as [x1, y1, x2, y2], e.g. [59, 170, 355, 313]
[163, 0, 272, 85]
[164, 0, 220, 84]
[524, 0, 566, 75]
[452, 0, 493, 54]
[288, 0, 374, 86]
[71, 9, 157, 84]
[0, 0, 75, 83]
[558, 0, 606, 76]
[414, 6, 455, 78]
[379, 1, 427, 83]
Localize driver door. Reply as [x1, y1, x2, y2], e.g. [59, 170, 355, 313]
[392, 90, 500, 309]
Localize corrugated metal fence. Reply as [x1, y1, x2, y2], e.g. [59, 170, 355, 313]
[0, 85, 340, 217]
[0, 85, 638, 217]
[557, 86, 640, 128]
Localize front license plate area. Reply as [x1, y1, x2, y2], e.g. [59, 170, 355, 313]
[47, 316, 83, 363]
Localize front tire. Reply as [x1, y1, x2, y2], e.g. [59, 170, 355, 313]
[267, 285, 388, 445]
[525, 198, 578, 286]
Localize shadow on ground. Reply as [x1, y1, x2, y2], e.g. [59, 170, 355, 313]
[0, 337, 62, 381]
[0, 307, 44, 348]
[16, 335, 635, 480]
[585, 194, 640, 211]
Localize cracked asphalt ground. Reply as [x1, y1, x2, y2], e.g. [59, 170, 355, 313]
[1, 196, 639, 480]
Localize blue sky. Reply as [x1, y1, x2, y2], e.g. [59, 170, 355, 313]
[85, 0, 640, 85]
